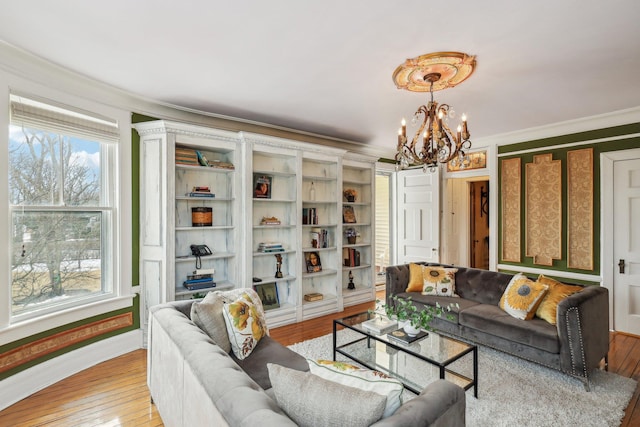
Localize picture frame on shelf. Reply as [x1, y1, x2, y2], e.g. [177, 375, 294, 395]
[305, 251, 322, 273]
[254, 283, 280, 310]
[253, 174, 272, 199]
[343, 205, 357, 223]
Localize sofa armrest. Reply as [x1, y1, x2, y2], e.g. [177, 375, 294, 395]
[370, 380, 465, 427]
[556, 286, 609, 380]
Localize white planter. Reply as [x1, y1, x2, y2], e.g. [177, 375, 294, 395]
[403, 323, 421, 337]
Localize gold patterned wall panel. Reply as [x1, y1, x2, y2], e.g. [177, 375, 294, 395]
[501, 158, 521, 262]
[567, 148, 594, 270]
[525, 154, 562, 266]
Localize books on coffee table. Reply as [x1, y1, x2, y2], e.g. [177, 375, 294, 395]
[362, 317, 398, 335]
[387, 329, 429, 345]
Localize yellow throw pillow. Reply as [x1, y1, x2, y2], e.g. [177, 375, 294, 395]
[222, 292, 268, 360]
[535, 275, 583, 324]
[421, 266, 458, 297]
[499, 273, 549, 320]
[406, 263, 424, 292]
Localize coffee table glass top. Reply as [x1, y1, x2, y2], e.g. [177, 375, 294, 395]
[333, 312, 477, 396]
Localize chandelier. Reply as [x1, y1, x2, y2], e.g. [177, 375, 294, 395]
[392, 52, 476, 171]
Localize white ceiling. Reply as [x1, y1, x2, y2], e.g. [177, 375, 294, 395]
[1, 0, 639, 157]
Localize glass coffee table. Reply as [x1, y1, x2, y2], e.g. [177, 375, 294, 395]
[333, 312, 478, 398]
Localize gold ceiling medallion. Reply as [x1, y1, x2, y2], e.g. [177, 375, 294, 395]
[393, 52, 476, 171]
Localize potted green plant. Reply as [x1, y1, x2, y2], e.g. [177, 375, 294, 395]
[385, 295, 458, 336]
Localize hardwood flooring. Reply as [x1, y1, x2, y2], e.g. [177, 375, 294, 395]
[0, 297, 638, 426]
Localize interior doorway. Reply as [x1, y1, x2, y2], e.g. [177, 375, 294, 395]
[469, 181, 490, 269]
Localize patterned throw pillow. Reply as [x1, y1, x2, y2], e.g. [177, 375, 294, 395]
[535, 275, 583, 324]
[421, 266, 459, 297]
[499, 273, 549, 320]
[268, 363, 386, 427]
[307, 359, 403, 418]
[222, 292, 268, 360]
[405, 263, 425, 292]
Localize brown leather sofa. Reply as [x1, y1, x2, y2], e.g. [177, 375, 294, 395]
[386, 263, 610, 390]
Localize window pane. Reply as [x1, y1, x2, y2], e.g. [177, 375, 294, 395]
[9, 125, 101, 206]
[11, 211, 105, 315]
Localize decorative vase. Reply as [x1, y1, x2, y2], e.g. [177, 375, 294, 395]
[346, 195, 355, 202]
[347, 236, 356, 244]
[403, 323, 421, 337]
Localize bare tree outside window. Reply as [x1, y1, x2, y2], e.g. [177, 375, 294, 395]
[9, 126, 105, 314]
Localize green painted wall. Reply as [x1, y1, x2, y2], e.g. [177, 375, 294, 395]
[498, 123, 640, 281]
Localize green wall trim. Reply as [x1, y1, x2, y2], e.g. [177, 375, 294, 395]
[0, 295, 138, 380]
[498, 125, 640, 276]
[498, 123, 640, 154]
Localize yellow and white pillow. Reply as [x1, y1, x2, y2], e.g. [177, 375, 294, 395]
[421, 266, 458, 297]
[222, 292, 268, 360]
[499, 273, 549, 320]
[307, 359, 403, 418]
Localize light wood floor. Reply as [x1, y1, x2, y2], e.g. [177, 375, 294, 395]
[1, 297, 638, 427]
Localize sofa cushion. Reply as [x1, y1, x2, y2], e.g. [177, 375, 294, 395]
[232, 336, 309, 390]
[223, 292, 268, 360]
[459, 304, 560, 353]
[268, 363, 386, 427]
[307, 359, 403, 418]
[453, 267, 513, 305]
[535, 275, 583, 324]
[406, 263, 425, 292]
[421, 266, 459, 297]
[499, 273, 549, 320]
[191, 288, 269, 354]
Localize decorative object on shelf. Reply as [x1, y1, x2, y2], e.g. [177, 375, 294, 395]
[274, 254, 283, 278]
[186, 186, 215, 198]
[342, 205, 356, 223]
[207, 159, 235, 170]
[304, 292, 323, 302]
[344, 227, 359, 244]
[343, 188, 357, 202]
[190, 244, 213, 269]
[260, 216, 281, 225]
[305, 251, 322, 273]
[196, 150, 209, 166]
[347, 270, 355, 290]
[253, 174, 272, 199]
[191, 207, 213, 226]
[254, 282, 280, 310]
[309, 181, 316, 201]
[384, 295, 457, 336]
[392, 51, 476, 171]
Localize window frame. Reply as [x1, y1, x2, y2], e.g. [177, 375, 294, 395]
[0, 71, 133, 344]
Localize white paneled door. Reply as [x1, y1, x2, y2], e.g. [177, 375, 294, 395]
[396, 168, 440, 265]
[614, 157, 640, 335]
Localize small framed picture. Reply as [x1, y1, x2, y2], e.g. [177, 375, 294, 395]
[343, 206, 357, 223]
[253, 174, 272, 199]
[305, 251, 322, 273]
[254, 283, 280, 310]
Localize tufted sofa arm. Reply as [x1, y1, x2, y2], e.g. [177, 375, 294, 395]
[556, 285, 610, 385]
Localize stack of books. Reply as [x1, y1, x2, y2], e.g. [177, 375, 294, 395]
[175, 147, 199, 166]
[183, 270, 216, 290]
[343, 248, 361, 267]
[302, 208, 318, 225]
[386, 329, 429, 345]
[362, 317, 398, 335]
[207, 160, 235, 170]
[260, 216, 281, 225]
[304, 293, 323, 302]
[186, 186, 215, 198]
[258, 242, 284, 253]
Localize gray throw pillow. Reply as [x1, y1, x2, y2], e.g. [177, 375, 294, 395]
[190, 291, 231, 353]
[267, 363, 386, 427]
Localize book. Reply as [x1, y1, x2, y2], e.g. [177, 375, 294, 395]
[386, 329, 429, 345]
[304, 293, 323, 302]
[362, 317, 398, 335]
[253, 174, 272, 199]
[186, 192, 215, 197]
[183, 280, 216, 290]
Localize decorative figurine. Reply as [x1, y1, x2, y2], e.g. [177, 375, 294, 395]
[347, 270, 355, 290]
[275, 254, 283, 278]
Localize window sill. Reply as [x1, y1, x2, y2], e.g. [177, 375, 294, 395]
[0, 294, 136, 346]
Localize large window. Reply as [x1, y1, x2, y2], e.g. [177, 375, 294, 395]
[8, 94, 119, 319]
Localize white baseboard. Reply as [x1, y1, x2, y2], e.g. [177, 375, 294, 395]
[0, 329, 143, 411]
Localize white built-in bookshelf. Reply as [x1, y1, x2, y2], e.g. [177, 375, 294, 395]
[136, 121, 376, 329]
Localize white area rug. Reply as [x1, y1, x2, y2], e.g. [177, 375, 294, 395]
[288, 331, 637, 427]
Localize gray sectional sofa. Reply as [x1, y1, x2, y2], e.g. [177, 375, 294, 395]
[148, 299, 466, 426]
[386, 263, 610, 390]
